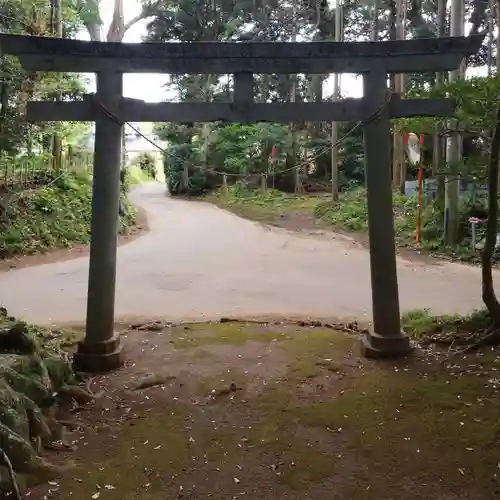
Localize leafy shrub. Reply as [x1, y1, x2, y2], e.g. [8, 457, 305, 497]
[314, 188, 368, 231]
[164, 143, 207, 196]
[136, 152, 157, 179]
[0, 172, 136, 258]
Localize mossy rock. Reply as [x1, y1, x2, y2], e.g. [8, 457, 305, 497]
[0, 355, 53, 407]
[0, 311, 83, 492]
[43, 356, 75, 391]
[0, 322, 38, 355]
[0, 380, 31, 440]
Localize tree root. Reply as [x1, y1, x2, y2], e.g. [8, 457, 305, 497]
[58, 385, 95, 405]
[427, 331, 484, 347]
[56, 419, 88, 430]
[133, 374, 176, 390]
[445, 326, 500, 361]
[0, 447, 21, 500]
[460, 326, 500, 354]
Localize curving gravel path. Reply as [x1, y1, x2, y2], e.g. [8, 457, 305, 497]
[0, 182, 498, 326]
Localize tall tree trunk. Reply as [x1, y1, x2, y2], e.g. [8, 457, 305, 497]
[51, 0, 63, 173]
[290, 0, 302, 193]
[201, 75, 212, 172]
[388, 0, 397, 93]
[0, 75, 8, 148]
[0, 23, 7, 148]
[487, 0, 495, 75]
[107, 0, 125, 42]
[97, 0, 151, 177]
[434, 0, 446, 205]
[444, 0, 464, 246]
[481, 106, 500, 324]
[371, 0, 379, 41]
[392, 0, 406, 192]
[83, 0, 150, 42]
[497, 0, 500, 75]
[331, 0, 343, 201]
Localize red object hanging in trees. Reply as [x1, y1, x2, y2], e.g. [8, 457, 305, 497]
[271, 145, 277, 159]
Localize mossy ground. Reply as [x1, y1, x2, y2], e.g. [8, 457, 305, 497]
[30, 321, 500, 500]
[203, 186, 324, 225]
[0, 171, 137, 258]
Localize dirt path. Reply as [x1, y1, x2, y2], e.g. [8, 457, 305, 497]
[0, 182, 498, 326]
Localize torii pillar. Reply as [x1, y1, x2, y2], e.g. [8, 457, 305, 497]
[360, 69, 408, 357]
[73, 71, 124, 371]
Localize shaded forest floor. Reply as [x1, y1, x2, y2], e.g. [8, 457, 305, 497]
[203, 187, 488, 265]
[28, 320, 500, 500]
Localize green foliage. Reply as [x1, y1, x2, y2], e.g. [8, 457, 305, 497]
[157, 119, 365, 195]
[399, 76, 500, 183]
[0, 172, 136, 258]
[144, 0, 495, 202]
[0, 151, 93, 192]
[164, 141, 206, 196]
[0, 0, 90, 156]
[402, 309, 491, 340]
[314, 188, 369, 231]
[315, 187, 493, 258]
[208, 123, 289, 174]
[402, 76, 500, 137]
[135, 152, 157, 179]
[126, 165, 151, 187]
[147, 0, 368, 196]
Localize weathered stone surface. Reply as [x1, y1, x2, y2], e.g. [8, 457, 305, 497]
[0, 310, 84, 491]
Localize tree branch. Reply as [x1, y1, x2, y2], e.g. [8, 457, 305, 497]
[0, 447, 21, 500]
[122, 13, 147, 35]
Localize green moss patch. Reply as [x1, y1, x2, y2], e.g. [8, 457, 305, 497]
[294, 367, 500, 498]
[55, 362, 499, 498]
[203, 186, 325, 224]
[402, 308, 491, 343]
[171, 321, 352, 351]
[0, 171, 137, 258]
[171, 321, 292, 348]
[62, 406, 193, 498]
[30, 321, 500, 499]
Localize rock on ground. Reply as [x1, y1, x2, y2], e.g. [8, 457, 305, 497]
[0, 309, 82, 491]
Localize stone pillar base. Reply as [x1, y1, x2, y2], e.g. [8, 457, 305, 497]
[360, 330, 413, 359]
[73, 333, 123, 373]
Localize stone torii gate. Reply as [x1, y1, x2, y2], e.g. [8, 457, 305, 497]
[0, 34, 482, 371]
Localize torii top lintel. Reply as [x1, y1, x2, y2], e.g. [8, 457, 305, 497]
[0, 33, 484, 74]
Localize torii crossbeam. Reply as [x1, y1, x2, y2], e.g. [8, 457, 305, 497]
[0, 33, 484, 371]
